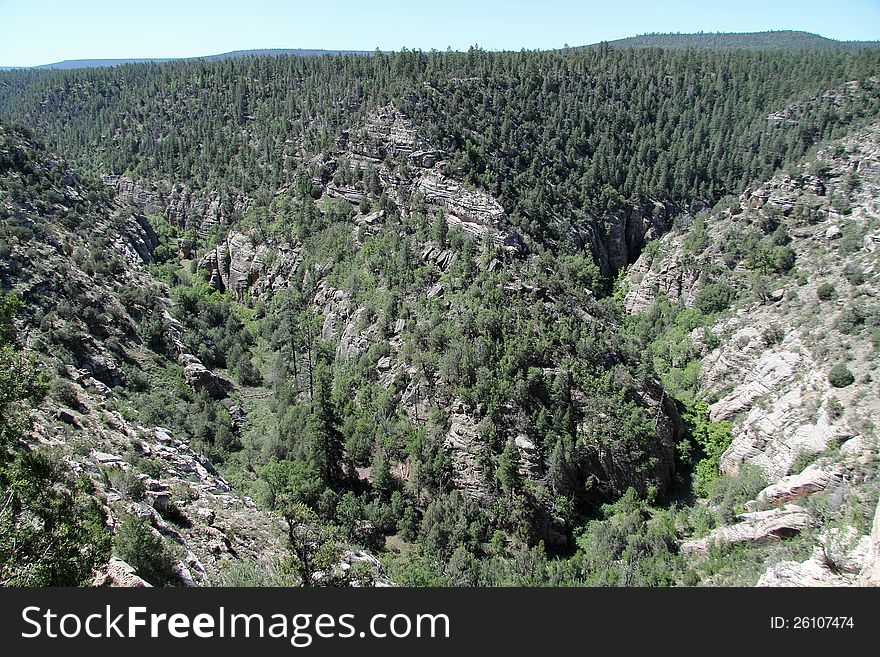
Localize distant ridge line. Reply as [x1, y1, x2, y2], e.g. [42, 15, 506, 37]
[593, 30, 880, 52]
[8, 48, 379, 70]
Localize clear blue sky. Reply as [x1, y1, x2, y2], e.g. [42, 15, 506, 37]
[1, 0, 879, 66]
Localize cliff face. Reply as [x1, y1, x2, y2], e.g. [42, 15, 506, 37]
[625, 122, 880, 585]
[102, 174, 253, 240]
[583, 201, 677, 278]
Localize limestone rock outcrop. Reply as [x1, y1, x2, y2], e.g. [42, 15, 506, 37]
[361, 104, 431, 157]
[182, 359, 227, 399]
[757, 552, 854, 587]
[701, 326, 846, 481]
[415, 172, 506, 235]
[443, 409, 492, 500]
[624, 232, 702, 313]
[585, 201, 675, 277]
[198, 231, 264, 296]
[681, 505, 813, 557]
[757, 525, 876, 587]
[859, 499, 880, 585]
[102, 174, 252, 238]
[92, 557, 152, 588]
[116, 213, 159, 265]
[756, 463, 844, 508]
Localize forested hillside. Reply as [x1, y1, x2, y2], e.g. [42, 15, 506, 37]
[2, 48, 879, 221]
[1, 45, 879, 586]
[602, 31, 880, 52]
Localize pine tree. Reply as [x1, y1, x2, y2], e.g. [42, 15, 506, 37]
[497, 439, 522, 496]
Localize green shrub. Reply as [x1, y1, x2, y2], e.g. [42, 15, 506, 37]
[827, 397, 845, 420]
[695, 282, 734, 315]
[828, 363, 855, 388]
[211, 558, 297, 586]
[681, 401, 733, 497]
[844, 263, 865, 286]
[1, 453, 110, 586]
[816, 283, 837, 301]
[835, 304, 866, 335]
[761, 323, 785, 347]
[140, 317, 171, 354]
[49, 377, 80, 409]
[113, 515, 179, 586]
[108, 468, 147, 501]
[788, 451, 818, 475]
[706, 464, 767, 523]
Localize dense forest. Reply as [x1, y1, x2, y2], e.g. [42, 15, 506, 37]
[1, 42, 879, 586]
[602, 30, 880, 52]
[2, 47, 879, 222]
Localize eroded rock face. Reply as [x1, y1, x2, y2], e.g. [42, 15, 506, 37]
[362, 104, 430, 156]
[583, 201, 675, 278]
[101, 175, 164, 215]
[199, 232, 261, 296]
[757, 552, 854, 587]
[624, 233, 703, 314]
[443, 410, 492, 500]
[116, 213, 159, 265]
[85, 351, 124, 387]
[860, 499, 880, 586]
[415, 172, 506, 235]
[515, 434, 542, 478]
[756, 463, 844, 508]
[765, 78, 880, 132]
[197, 230, 301, 301]
[757, 525, 876, 587]
[335, 550, 394, 587]
[311, 283, 381, 361]
[102, 175, 252, 237]
[92, 557, 152, 588]
[681, 505, 813, 557]
[703, 320, 848, 482]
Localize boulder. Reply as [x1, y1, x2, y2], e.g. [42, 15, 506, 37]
[681, 504, 812, 557]
[147, 491, 172, 514]
[756, 463, 843, 508]
[92, 451, 125, 467]
[92, 557, 152, 588]
[183, 362, 226, 398]
[757, 550, 852, 587]
[86, 353, 123, 387]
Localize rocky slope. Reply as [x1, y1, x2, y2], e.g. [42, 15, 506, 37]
[0, 122, 388, 586]
[625, 122, 880, 585]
